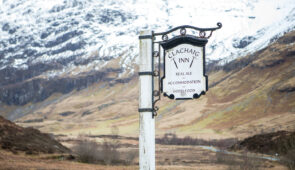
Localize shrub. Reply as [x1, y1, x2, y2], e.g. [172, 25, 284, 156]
[101, 138, 120, 165]
[73, 126, 137, 165]
[122, 149, 138, 165]
[73, 137, 101, 163]
[73, 136, 120, 165]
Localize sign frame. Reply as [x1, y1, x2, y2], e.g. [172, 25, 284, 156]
[138, 23, 222, 117]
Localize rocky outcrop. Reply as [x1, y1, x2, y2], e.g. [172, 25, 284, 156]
[0, 64, 62, 86]
[233, 36, 256, 48]
[0, 68, 125, 105]
[251, 56, 285, 69]
[278, 77, 295, 92]
[278, 34, 295, 44]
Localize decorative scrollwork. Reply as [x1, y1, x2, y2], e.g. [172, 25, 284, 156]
[180, 28, 186, 36]
[154, 106, 159, 111]
[153, 51, 159, 57]
[217, 22, 222, 28]
[152, 106, 159, 117]
[199, 31, 206, 38]
[162, 34, 168, 41]
[153, 90, 160, 97]
[154, 22, 222, 41]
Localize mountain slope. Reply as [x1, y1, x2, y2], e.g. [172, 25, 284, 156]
[174, 30, 295, 138]
[11, 30, 295, 140]
[0, 0, 295, 107]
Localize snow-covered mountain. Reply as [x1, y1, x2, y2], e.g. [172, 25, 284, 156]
[0, 0, 295, 105]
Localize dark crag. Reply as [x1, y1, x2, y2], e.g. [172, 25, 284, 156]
[0, 115, 70, 154]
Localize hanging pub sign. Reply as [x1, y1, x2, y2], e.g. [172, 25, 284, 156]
[161, 36, 208, 99]
[156, 23, 222, 100]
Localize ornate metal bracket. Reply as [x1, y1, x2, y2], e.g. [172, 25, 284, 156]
[154, 22, 222, 41]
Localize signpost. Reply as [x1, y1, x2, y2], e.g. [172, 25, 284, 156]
[138, 30, 155, 170]
[138, 23, 222, 170]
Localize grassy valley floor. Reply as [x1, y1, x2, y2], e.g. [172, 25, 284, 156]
[0, 145, 288, 170]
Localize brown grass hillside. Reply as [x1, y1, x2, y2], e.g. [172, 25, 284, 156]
[1, 30, 294, 141]
[0, 115, 69, 154]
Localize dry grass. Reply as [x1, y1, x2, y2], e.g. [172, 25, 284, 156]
[0, 142, 289, 170]
[0, 150, 137, 170]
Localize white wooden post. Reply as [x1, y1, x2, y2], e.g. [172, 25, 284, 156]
[139, 30, 155, 170]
